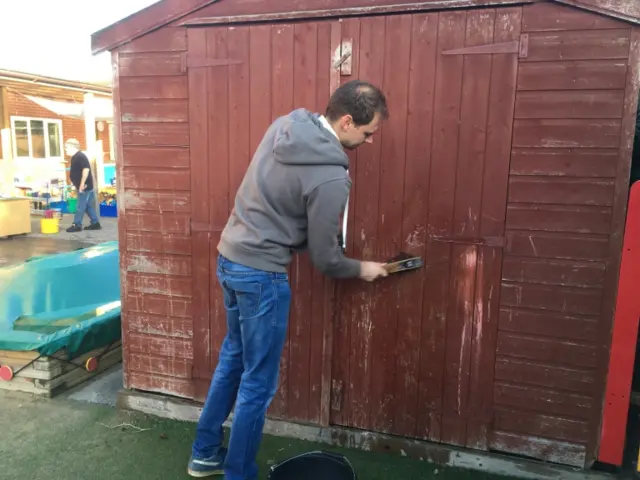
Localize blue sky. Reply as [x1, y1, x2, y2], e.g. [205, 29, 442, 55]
[0, 0, 158, 82]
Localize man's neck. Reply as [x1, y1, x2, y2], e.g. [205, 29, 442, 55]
[319, 115, 339, 140]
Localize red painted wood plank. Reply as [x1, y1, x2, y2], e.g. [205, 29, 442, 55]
[176, 0, 534, 25]
[497, 331, 599, 369]
[494, 357, 597, 394]
[121, 146, 189, 168]
[128, 293, 193, 319]
[110, 52, 130, 375]
[508, 177, 615, 206]
[268, 22, 295, 420]
[121, 123, 189, 146]
[117, 26, 188, 53]
[515, 90, 625, 119]
[128, 353, 192, 379]
[513, 119, 622, 149]
[249, 25, 272, 158]
[125, 232, 191, 256]
[119, 52, 186, 76]
[129, 333, 193, 360]
[553, 0, 640, 25]
[127, 273, 192, 297]
[466, 7, 521, 450]
[517, 60, 628, 91]
[122, 168, 190, 191]
[522, 3, 624, 32]
[502, 256, 606, 288]
[365, 13, 412, 436]
[205, 29, 231, 231]
[120, 76, 188, 100]
[227, 26, 251, 202]
[340, 15, 370, 430]
[499, 308, 600, 343]
[597, 28, 640, 467]
[505, 231, 609, 260]
[598, 186, 640, 464]
[126, 253, 192, 276]
[441, 8, 496, 447]
[128, 313, 193, 339]
[287, 21, 319, 423]
[127, 372, 195, 399]
[392, 11, 438, 440]
[418, 10, 467, 443]
[500, 282, 603, 316]
[308, 21, 333, 425]
[506, 204, 612, 234]
[188, 28, 211, 382]
[205, 28, 231, 369]
[123, 190, 190, 213]
[126, 210, 190, 235]
[494, 408, 590, 445]
[522, 29, 630, 62]
[494, 382, 594, 420]
[490, 431, 586, 467]
[121, 99, 189, 123]
[510, 148, 618, 178]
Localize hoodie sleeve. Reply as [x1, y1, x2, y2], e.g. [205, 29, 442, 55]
[306, 178, 361, 279]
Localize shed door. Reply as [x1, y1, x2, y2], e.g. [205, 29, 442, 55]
[186, 20, 343, 410]
[329, 9, 523, 450]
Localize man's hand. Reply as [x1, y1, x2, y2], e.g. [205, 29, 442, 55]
[79, 184, 86, 193]
[359, 261, 389, 282]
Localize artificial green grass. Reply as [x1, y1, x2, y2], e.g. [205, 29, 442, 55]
[0, 391, 517, 480]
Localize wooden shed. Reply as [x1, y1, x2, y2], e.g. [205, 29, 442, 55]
[92, 0, 640, 470]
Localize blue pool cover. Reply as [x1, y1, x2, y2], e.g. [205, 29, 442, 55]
[0, 241, 121, 359]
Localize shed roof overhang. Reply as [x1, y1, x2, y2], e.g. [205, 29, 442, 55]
[91, 0, 640, 55]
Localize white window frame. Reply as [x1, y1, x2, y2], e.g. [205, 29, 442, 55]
[10, 116, 64, 160]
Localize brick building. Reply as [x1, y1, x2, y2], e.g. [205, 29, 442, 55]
[0, 69, 113, 193]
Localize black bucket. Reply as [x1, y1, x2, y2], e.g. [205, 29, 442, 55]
[268, 451, 357, 480]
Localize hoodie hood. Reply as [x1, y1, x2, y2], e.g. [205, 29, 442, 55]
[272, 108, 349, 168]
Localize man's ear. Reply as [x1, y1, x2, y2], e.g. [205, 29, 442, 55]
[339, 114, 354, 131]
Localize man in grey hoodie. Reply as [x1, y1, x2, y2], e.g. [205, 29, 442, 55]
[188, 80, 390, 479]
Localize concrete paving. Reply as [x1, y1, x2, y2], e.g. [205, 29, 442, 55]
[28, 215, 118, 244]
[0, 216, 118, 268]
[66, 365, 123, 407]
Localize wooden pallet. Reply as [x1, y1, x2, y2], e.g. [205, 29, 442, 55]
[0, 341, 122, 397]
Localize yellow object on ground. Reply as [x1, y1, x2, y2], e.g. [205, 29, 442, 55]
[0, 198, 31, 237]
[40, 218, 59, 234]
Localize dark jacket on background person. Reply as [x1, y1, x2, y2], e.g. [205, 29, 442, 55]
[69, 151, 94, 191]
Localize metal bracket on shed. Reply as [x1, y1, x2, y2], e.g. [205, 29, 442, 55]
[332, 39, 353, 75]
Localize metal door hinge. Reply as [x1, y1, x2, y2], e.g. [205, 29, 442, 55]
[430, 235, 505, 248]
[442, 34, 529, 58]
[332, 39, 353, 76]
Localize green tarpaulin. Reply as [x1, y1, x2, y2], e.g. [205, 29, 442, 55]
[0, 241, 121, 359]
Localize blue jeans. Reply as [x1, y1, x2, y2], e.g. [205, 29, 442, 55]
[192, 254, 291, 480]
[73, 189, 99, 226]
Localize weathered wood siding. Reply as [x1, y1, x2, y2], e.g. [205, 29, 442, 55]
[110, 0, 640, 470]
[113, 26, 195, 399]
[493, 2, 634, 466]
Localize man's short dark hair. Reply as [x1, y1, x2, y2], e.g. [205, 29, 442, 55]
[325, 80, 389, 126]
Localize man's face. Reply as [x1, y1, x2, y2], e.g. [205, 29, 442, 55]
[337, 112, 382, 150]
[64, 144, 77, 157]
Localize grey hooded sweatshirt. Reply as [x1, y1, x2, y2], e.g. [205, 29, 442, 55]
[217, 108, 361, 278]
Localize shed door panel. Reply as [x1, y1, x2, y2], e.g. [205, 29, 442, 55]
[330, 8, 522, 450]
[186, 21, 341, 423]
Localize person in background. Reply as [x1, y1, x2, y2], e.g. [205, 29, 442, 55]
[188, 80, 390, 480]
[64, 139, 101, 233]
